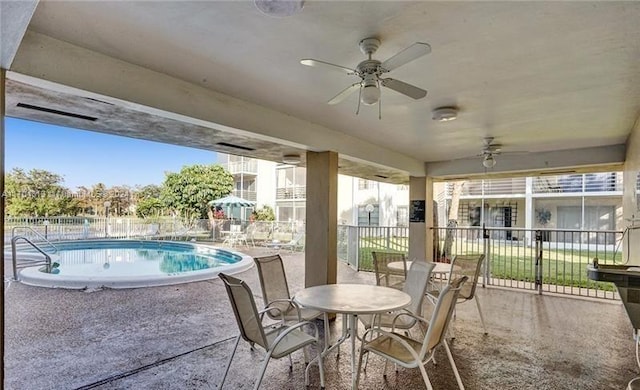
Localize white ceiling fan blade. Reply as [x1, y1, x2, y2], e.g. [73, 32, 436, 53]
[380, 42, 431, 72]
[328, 83, 361, 105]
[381, 78, 427, 100]
[300, 59, 356, 75]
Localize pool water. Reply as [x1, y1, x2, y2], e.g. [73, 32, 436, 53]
[15, 240, 253, 289]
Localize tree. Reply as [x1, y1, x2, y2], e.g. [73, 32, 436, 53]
[160, 164, 234, 224]
[105, 185, 134, 216]
[443, 181, 465, 261]
[136, 198, 165, 218]
[134, 184, 165, 218]
[135, 184, 163, 201]
[251, 205, 275, 221]
[5, 168, 78, 216]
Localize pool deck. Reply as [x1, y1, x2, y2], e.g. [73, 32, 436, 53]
[3, 244, 638, 389]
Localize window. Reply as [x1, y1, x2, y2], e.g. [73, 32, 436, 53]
[397, 206, 409, 227]
[357, 204, 379, 226]
[358, 179, 378, 190]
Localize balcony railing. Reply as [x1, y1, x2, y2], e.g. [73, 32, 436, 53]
[276, 186, 306, 200]
[224, 160, 258, 175]
[533, 173, 622, 193]
[231, 190, 257, 202]
[446, 178, 526, 197]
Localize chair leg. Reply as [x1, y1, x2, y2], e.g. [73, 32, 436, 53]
[443, 340, 465, 390]
[288, 353, 293, 371]
[254, 350, 274, 390]
[355, 348, 367, 389]
[475, 296, 488, 335]
[220, 336, 240, 389]
[418, 362, 435, 390]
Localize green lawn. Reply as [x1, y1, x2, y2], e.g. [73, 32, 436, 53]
[351, 237, 619, 292]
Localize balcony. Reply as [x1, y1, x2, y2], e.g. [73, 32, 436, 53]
[231, 190, 257, 202]
[533, 172, 622, 194]
[446, 177, 526, 197]
[224, 160, 258, 175]
[276, 186, 306, 200]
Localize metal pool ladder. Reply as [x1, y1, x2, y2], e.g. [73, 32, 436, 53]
[10, 226, 58, 280]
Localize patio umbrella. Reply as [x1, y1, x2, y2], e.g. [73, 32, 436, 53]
[208, 195, 256, 220]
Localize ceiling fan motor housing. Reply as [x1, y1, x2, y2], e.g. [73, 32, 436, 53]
[359, 38, 381, 56]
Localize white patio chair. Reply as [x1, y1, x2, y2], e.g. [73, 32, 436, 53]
[218, 273, 325, 390]
[372, 251, 407, 290]
[359, 260, 435, 332]
[253, 254, 323, 323]
[427, 254, 488, 335]
[355, 276, 468, 390]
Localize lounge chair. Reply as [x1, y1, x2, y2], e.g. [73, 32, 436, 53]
[263, 232, 305, 252]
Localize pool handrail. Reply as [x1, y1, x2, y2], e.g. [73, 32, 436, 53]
[11, 236, 53, 279]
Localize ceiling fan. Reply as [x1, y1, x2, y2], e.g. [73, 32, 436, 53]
[479, 137, 502, 168]
[300, 37, 430, 117]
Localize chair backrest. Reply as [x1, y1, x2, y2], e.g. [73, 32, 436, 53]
[219, 273, 268, 349]
[450, 254, 485, 300]
[372, 251, 407, 287]
[253, 254, 292, 318]
[404, 261, 436, 316]
[422, 276, 468, 354]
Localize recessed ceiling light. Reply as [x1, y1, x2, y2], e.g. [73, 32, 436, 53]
[432, 107, 458, 122]
[255, 0, 304, 17]
[282, 153, 301, 164]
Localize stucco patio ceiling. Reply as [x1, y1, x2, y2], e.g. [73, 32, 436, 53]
[2, 1, 639, 181]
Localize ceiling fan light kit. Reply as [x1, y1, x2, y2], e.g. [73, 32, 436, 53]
[432, 107, 458, 122]
[483, 154, 497, 168]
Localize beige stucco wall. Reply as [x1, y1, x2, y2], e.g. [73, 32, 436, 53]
[624, 116, 640, 264]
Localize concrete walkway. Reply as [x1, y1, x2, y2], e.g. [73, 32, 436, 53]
[4, 246, 637, 389]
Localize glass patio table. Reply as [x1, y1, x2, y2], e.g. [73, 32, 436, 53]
[294, 283, 411, 389]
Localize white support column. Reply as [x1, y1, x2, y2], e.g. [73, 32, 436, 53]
[305, 151, 338, 287]
[525, 177, 533, 246]
[408, 176, 434, 261]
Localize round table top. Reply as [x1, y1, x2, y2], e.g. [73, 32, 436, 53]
[388, 261, 456, 274]
[294, 284, 411, 314]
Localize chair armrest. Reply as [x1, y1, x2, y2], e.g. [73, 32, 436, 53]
[390, 311, 429, 332]
[258, 304, 285, 324]
[361, 327, 423, 363]
[270, 320, 319, 350]
[263, 298, 303, 321]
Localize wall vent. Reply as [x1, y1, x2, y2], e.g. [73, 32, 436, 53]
[216, 142, 255, 152]
[16, 103, 97, 121]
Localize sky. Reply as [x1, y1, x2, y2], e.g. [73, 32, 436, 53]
[5, 117, 218, 190]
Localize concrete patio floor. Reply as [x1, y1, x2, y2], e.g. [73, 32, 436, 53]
[4, 246, 638, 389]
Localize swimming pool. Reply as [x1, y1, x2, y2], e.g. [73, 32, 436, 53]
[15, 240, 253, 289]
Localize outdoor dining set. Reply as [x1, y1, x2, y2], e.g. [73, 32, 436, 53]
[218, 251, 486, 389]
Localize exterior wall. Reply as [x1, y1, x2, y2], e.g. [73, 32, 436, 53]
[255, 159, 276, 209]
[443, 175, 623, 233]
[337, 174, 355, 225]
[624, 117, 640, 264]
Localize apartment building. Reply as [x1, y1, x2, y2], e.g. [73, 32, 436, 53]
[219, 154, 409, 225]
[220, 154, 623, 235]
